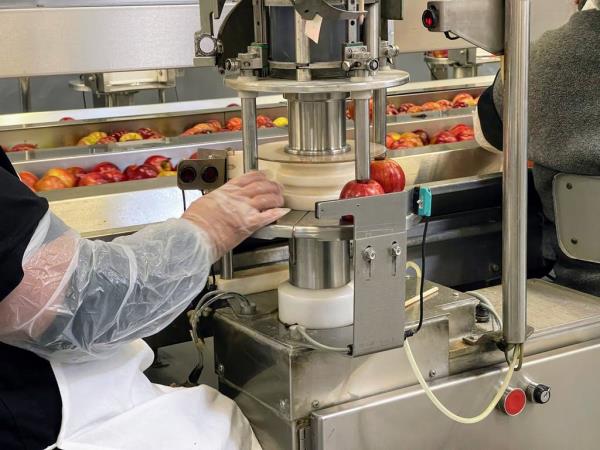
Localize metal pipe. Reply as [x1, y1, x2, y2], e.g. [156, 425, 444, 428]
[19, 77, 31, 112]
[221, 251, 234, 280]
[294, 11, 311, 81]
[365, 1, 380, 58]
[502, 0, 530, 345]
[290, 238, 351, 289]
[365, 2, 386, 146]
[240, 94, 259, 172]
[353, 94, 371, 181]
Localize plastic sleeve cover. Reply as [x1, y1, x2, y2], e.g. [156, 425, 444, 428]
[0, 213, 211, 362]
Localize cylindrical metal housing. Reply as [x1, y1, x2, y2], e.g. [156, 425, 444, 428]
[285, 92, 349, 155]
[502, 0, 530, 345]
[289, 238, 351, 290]
[221, 251, 234, 280]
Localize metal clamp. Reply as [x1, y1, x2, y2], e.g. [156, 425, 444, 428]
[342, 43, 379, 77]
[227, 43, 269, 77]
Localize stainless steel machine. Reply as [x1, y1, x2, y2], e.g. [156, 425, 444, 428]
[1, 1, 599, 449]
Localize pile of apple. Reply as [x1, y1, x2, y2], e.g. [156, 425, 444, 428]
[391, 93, 478, 115]
[180, 115, 288, 136]
[18, 155, 176, 192]
[77, 128, 164, 146]
[386, 124, 474, 150]
[346, 92, 478, 120]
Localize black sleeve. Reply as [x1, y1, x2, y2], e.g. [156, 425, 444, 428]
[0, 151, 49, 301]
[477, 74, 504, 151]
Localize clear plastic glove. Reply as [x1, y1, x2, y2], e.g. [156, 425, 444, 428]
[182, 171, 290, 262]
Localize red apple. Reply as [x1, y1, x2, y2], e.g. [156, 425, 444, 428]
[385, 134, 395, 149]
[386, 104, 399, 116]
[19, 171, 38, 191]
[227, 103, 240, 108]
[340, 179, 385, 199]
[407, 105, 424, 114]
[34, 175, 67, 192]
[9, 143, 38, 152]
[110, 130, 130, 141]
[46, 167, 77, 188]
[370, 159, 406, 193]
[392, 138, 419, 149]
[92, 162, 120, 174]
[144, 155, 174, 172]
[124, 165, 139, 179]
[137, 128, 158, 139]
[133, 164, 159, 179]
[436, 99, 452, 110]
[97, 136, 117, 144]
[59, 117, 75, 121]
[226, 117, 243, 131]
[205, 119, 223, 132]
[432, 131, 458, 144]
[67, 167, 86, 178]
[398, 103, 416, 113]
[256, 115, 274, 128]
[452, 93, 476, 108]
[412, 129, 430, 145]
[78, 172, 109, 187]
[102, 170, 127, 183]
[421, 102, 442, 112]
[181, 123, 213, 136]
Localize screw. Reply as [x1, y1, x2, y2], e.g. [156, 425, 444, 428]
[311, 400, 320, 409]
[362, 247, 376, 261]
[279, 399, 289, 412]
[429, 369, 437, 378]
[490, 263, 501, 273]
[571, 238, 578, 245]
[566, 183, 573, 190]
[217, 364, 225, 375]
[390, 242, 402, 256]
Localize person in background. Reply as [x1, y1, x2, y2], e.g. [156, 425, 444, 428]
[0, 145, 287, 448]
[475, 0, 600, 296]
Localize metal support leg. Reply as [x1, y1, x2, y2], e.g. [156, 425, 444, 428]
[240, 93, 259, 172]
[353, 93, 371, 181]
[502, 0, 530, 345]
[221, 251, 234, 280]
[373, 88, 387, 146]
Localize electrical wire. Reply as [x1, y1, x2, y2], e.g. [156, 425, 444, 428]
[181, 190, 188, 211]
[467, 290, 502, 331]
[405, 340, 521, 424]
[289, 325, 350, 353]
[405, 216, 429, 339]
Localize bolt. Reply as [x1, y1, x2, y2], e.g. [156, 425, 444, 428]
[571, 238, 578, 245]
[566, 183, 573, 190]
[217, 364, 225, 375]
[490, 263, 501, 273]
[390, 242, 402, 257]
[362, 247, 376, 261]
[311, 400, 320, 409]
[429, 369, 437, 378]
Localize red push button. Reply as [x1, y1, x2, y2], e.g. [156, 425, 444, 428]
[498, 387, 526, 416]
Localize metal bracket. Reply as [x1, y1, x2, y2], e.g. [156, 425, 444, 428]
[424, 0, 504, 54]
[342, 43, 379, 77]
[316, 192, 410, 357]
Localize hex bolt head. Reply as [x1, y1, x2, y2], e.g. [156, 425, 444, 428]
[362, 247, 376, 261]
[391, 242, 402, 257]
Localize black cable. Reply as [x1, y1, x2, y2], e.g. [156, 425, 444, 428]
[181, 189, 187, 211]
[82, 92, 87, 109]
[405, 216, 429, 339]
[444, 31, 460, 40]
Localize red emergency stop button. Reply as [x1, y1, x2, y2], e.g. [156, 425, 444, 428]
[498, 387, 527, 416]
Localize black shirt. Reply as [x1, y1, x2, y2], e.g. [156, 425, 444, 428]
[0, 150, 62, 449]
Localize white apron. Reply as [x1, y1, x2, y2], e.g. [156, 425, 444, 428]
[46, 340, 261, 450]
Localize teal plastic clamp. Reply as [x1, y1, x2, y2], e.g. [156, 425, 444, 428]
[418, 187, 432, 217]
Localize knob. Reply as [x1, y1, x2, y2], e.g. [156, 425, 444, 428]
[526, 383, 551, 404]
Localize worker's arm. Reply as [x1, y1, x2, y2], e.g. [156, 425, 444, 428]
[473, 70, 504, 153]
[0, 171, 287, 363]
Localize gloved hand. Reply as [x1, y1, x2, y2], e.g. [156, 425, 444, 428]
[182, 171, 289, 262]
